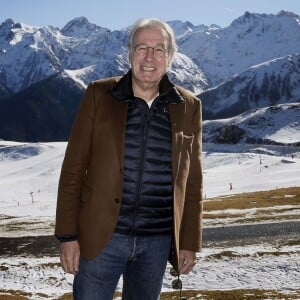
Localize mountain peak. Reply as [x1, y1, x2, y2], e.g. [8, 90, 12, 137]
[277, 10, 300, 18]
[0, 18, 22, 32]
[63, 16, 89, 26]
[0, 18, 23, 41]
[231, 11, 264, 26]
[61, 17, 108, 37]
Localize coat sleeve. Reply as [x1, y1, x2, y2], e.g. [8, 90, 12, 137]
[179, 98, 203, 251]
[55, 83, 95, 236]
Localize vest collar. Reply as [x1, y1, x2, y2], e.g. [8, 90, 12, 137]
[110, 70, 185, 105]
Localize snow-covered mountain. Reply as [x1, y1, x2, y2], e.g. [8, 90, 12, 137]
[201, 53, 300, 120]
[1, 11, 299, 94]
[0, 11, 299, 144]
[179, 10, 300, 85]
[203, 102, 300, 145]
[0, 17, 207, 94]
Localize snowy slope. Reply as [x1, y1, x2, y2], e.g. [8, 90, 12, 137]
[0, 140, 299, 222]
[0, 140, 299, 299]
[203, 102, 300, 145]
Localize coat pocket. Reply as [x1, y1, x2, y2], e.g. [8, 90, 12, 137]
[181, 133, 194, 151]
[176, 133, 194, 180]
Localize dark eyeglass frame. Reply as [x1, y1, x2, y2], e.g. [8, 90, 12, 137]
[134, 44, 169, 58]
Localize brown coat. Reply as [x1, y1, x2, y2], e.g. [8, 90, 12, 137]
[55, 76, 203, 270]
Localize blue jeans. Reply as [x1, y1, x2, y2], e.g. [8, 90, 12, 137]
[73, 233, 172, 300]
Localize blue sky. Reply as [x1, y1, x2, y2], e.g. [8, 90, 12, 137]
[1, 0, 299, 30]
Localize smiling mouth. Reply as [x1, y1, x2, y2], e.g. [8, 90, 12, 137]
[141, 66, 156, 71]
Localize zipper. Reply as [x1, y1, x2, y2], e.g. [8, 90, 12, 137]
[130, 101, 152, 235]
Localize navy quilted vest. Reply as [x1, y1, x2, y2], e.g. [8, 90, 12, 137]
[114, 95, 173, 235]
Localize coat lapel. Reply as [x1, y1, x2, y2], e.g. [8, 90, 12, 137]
[111, 99, 128, 169]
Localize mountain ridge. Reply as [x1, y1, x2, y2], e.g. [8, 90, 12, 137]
[201, 53, 300, 120]
[0, 11, 299, 144]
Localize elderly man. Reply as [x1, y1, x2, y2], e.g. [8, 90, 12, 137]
[55, 18, 203, 300]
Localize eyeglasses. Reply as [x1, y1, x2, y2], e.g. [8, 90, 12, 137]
[134, 44, 168, 58]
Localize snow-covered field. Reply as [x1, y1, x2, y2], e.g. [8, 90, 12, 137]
[0, 140, 299, 299]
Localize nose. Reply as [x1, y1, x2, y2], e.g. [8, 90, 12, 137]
[145, 47, 155, 59]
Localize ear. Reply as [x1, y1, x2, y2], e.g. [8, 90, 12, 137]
[128, 48, 133, 65]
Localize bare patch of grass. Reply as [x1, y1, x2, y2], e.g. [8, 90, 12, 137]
[39, 262, 61, 269]
[204, 213, 300, 225]
[0, 297, 28, 300]
[204, 187, 300, 211]
[207, 250, 245, 259]
[0, 290, 30, 299]
[244, 214, 300, 223]
[0, 290, 50, 299]
[203, 187, 300, 224]
[159, 289, 300, 299]
[1, 220, 53, 233]
[283, 238, 300, 247]
[206, 250, 297, 260]
[56, 293, 72, 300]
[0, 215, 15, 221]
[53, 289, 300, 300]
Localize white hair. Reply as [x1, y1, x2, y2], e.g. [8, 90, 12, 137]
[128, 18, 178, 64]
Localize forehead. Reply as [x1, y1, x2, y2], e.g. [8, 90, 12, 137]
[134, 26, 168, 45]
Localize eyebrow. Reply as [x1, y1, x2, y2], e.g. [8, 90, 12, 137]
[135, 42, 166, 47]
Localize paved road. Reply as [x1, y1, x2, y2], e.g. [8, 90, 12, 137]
[203, 221, 300, 247]
[203, 220, 300, 244]
[0, 221, 299, 256]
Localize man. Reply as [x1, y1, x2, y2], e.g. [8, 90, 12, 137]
[55, 18, 203, 300]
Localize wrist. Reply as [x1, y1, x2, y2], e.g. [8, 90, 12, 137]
[56, 234, 77, 242]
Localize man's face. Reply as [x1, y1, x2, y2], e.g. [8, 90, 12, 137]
[131, 27, 170, 88]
